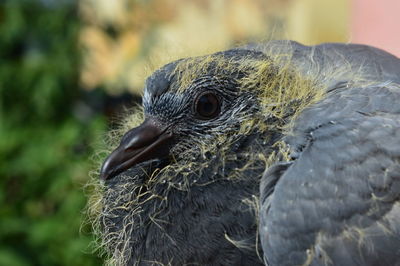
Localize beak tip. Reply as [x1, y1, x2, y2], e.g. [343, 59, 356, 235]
[99, 159, 114, 181]
[99, 171, 109, 181]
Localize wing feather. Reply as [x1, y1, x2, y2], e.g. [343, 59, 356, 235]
[260, 92, 400, 266]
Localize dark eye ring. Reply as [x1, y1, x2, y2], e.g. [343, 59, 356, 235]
[194, 92, 221, 120]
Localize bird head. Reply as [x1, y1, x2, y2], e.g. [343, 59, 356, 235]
[100, 49, 275, 181]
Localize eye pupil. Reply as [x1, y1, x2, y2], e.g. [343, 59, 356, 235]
[199, 97, 214, 113]
[195, 93, 220, 119]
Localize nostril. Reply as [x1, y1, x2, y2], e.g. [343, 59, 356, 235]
[124, 132, 157, 151]
[122, 119, 166, 150]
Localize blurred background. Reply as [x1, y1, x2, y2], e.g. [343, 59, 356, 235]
[0, 0, 398, 265]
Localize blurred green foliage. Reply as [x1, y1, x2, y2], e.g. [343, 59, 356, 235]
[0, 0, 105, 265]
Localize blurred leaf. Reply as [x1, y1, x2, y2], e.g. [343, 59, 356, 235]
[0, 248, 30, 266]
[0, 0, 104, 265]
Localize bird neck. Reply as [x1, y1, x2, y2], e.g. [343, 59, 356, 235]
[96, 128, 276, 265]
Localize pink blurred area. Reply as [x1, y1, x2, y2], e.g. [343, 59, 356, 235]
[351, 0, 400, 57]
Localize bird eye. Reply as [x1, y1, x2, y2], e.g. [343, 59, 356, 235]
[195, 92, 220, 119]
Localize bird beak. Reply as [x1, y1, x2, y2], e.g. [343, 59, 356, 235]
[100, 118, 174, 181]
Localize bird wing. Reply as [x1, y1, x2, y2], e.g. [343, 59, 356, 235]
[256, 41, 400, 266]
[260, 89, 400, 265]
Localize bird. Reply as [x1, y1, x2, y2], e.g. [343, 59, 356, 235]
[91, 40, 400, 266]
